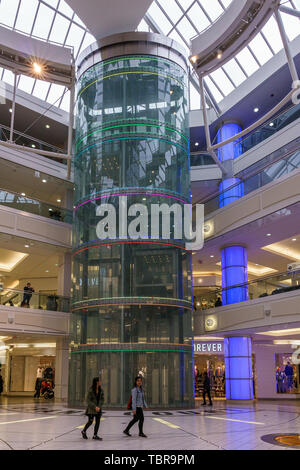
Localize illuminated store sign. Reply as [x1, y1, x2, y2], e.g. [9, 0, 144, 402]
[194, 341, 223, 354]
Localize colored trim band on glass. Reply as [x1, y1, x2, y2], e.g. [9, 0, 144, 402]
[78, 55, 186, 79]
[74, 192, 188, 211]
[78, 70, 185, 98]
[74, 186, 188, 206]
[76, 123, 189, 149]
[75, 135, 189, 159]
[73, 241, 191, 256]
[71, 349, 192, 354]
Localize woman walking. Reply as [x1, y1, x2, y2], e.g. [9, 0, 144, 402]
[123, 376, 148, 438]
[81, 377, 104, 441]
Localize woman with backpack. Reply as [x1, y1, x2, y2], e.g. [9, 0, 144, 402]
[123, 376, 148, 438]
[81, 377, 104, 441]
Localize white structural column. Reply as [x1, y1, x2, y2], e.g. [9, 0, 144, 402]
[57, 252, 72, 298]
[55, 337, 69, 402]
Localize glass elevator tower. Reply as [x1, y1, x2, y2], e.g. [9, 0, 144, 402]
[69, 33, 194, 408]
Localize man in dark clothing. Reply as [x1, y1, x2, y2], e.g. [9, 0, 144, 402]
[215, 297, 222, 307]
[22, 282, 34, 307]
[0, 374, 3, 396]
[202, 371, 213, 406]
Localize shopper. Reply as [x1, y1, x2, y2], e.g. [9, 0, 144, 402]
[34, 378, 42, 398]
[0, 374, 3, 396]
[215, 297, 222, 307]
[81, 377, 104, 441]
[22, 282, 34, 307]
[202, 371, 213, 406]
[123, 376, 148, 438]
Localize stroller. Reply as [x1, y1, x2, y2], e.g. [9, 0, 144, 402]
[40, 379, 55, 399]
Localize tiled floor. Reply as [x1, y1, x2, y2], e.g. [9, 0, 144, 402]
[0, 398, 299, 450]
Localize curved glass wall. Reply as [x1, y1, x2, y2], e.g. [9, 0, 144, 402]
[69, 53, 193, 408]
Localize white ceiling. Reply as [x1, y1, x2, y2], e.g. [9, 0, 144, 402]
[65, 0, 153, 40]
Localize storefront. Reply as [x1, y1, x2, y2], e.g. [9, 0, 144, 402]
[2, 342, 56, 396]
[193, 340, 226, 399]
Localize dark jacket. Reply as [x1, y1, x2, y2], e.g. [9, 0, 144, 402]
[203, 375, 211, 391]
[0, 375, 3, 393]
[85, 386, 104, 416]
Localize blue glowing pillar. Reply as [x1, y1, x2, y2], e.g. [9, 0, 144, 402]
[224, 337, 253, 400]
[221, 246, 248, 305]
[217, 122, 243, 208]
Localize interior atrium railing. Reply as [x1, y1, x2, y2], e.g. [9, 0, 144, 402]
[0, 188, 72, 223]
[194, 271, 300, 311]
[200, 149, 300, 216]
[0, 288, 70, 312]
[235, 102, 300, 155]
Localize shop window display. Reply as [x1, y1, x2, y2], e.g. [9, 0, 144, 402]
[275, 354, 299, 394]
[194, 357, 226, 399]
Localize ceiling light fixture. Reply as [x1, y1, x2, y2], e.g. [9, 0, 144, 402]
[57, 199, 61, 203]
[45, 124, 50, 129]
[190, 56, 197, 63]
[266, 233, 272, 237]
[42, 179, 47, 183]
[32, 62, 43, 75]
[21, 193, 26, 196]
[254, 107, 259, 113]
[195, 142, 199, 147]
[216, 49, 223, 59]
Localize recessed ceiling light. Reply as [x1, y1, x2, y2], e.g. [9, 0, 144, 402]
[24, 244, 29, 248]
[21, 193, 26, 196]
[266, 233, 272, 237]
[292, 238, 297, 241]
[42, 179, 47, 183]
[190, 56, 197, 63]
[57, 199, 61, 203]
[49, 208, 53, 212]
[216, 49, 223, 60]
[210, 255, 214, 258]
[254, 107, 259, 113]
[45, 124, 50, 129]
[31, 144, 36, 148]
[45, 270, 49, 273]
[195, 142, 199, 147]
[9, 108, 12, 113]
[269, 122, 274, 127]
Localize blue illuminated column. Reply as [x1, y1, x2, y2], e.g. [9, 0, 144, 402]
[217, 122, 243, 208]
[224, 337, 253, 400]
[221, 246, 248, 305]
[217, 122, 248, 305]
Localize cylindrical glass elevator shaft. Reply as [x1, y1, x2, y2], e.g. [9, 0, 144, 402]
[69, 33, 194, 408]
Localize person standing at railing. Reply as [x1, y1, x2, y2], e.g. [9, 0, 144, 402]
[22, 282, 34, 307]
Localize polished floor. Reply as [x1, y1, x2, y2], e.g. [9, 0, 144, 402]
[0, 397, 299, 450]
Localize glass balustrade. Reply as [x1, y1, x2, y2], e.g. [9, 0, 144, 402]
[0, 288, 70, 312]
[194, 271, 300, 311]
[201, 150, 300, 216]
[0, 189, 72, 223]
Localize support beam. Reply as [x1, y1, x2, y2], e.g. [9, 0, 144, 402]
[199, 76, 227, 176]
[9, 71, 18, 142]
[274, 8, 299, 83]
[279, 5, 300, 20]
[67, 83, 75, 180]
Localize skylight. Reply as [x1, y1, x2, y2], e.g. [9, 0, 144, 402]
[0, 0, 299, 113]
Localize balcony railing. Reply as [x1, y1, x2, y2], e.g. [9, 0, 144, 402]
[0, 188, 72, 224]
[199, 149, 300, 216]
[0, 124, 67, 164]
[0, 288, 70, 313]
[235, 102, 300, 155]
[194, 271, 300, 311]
